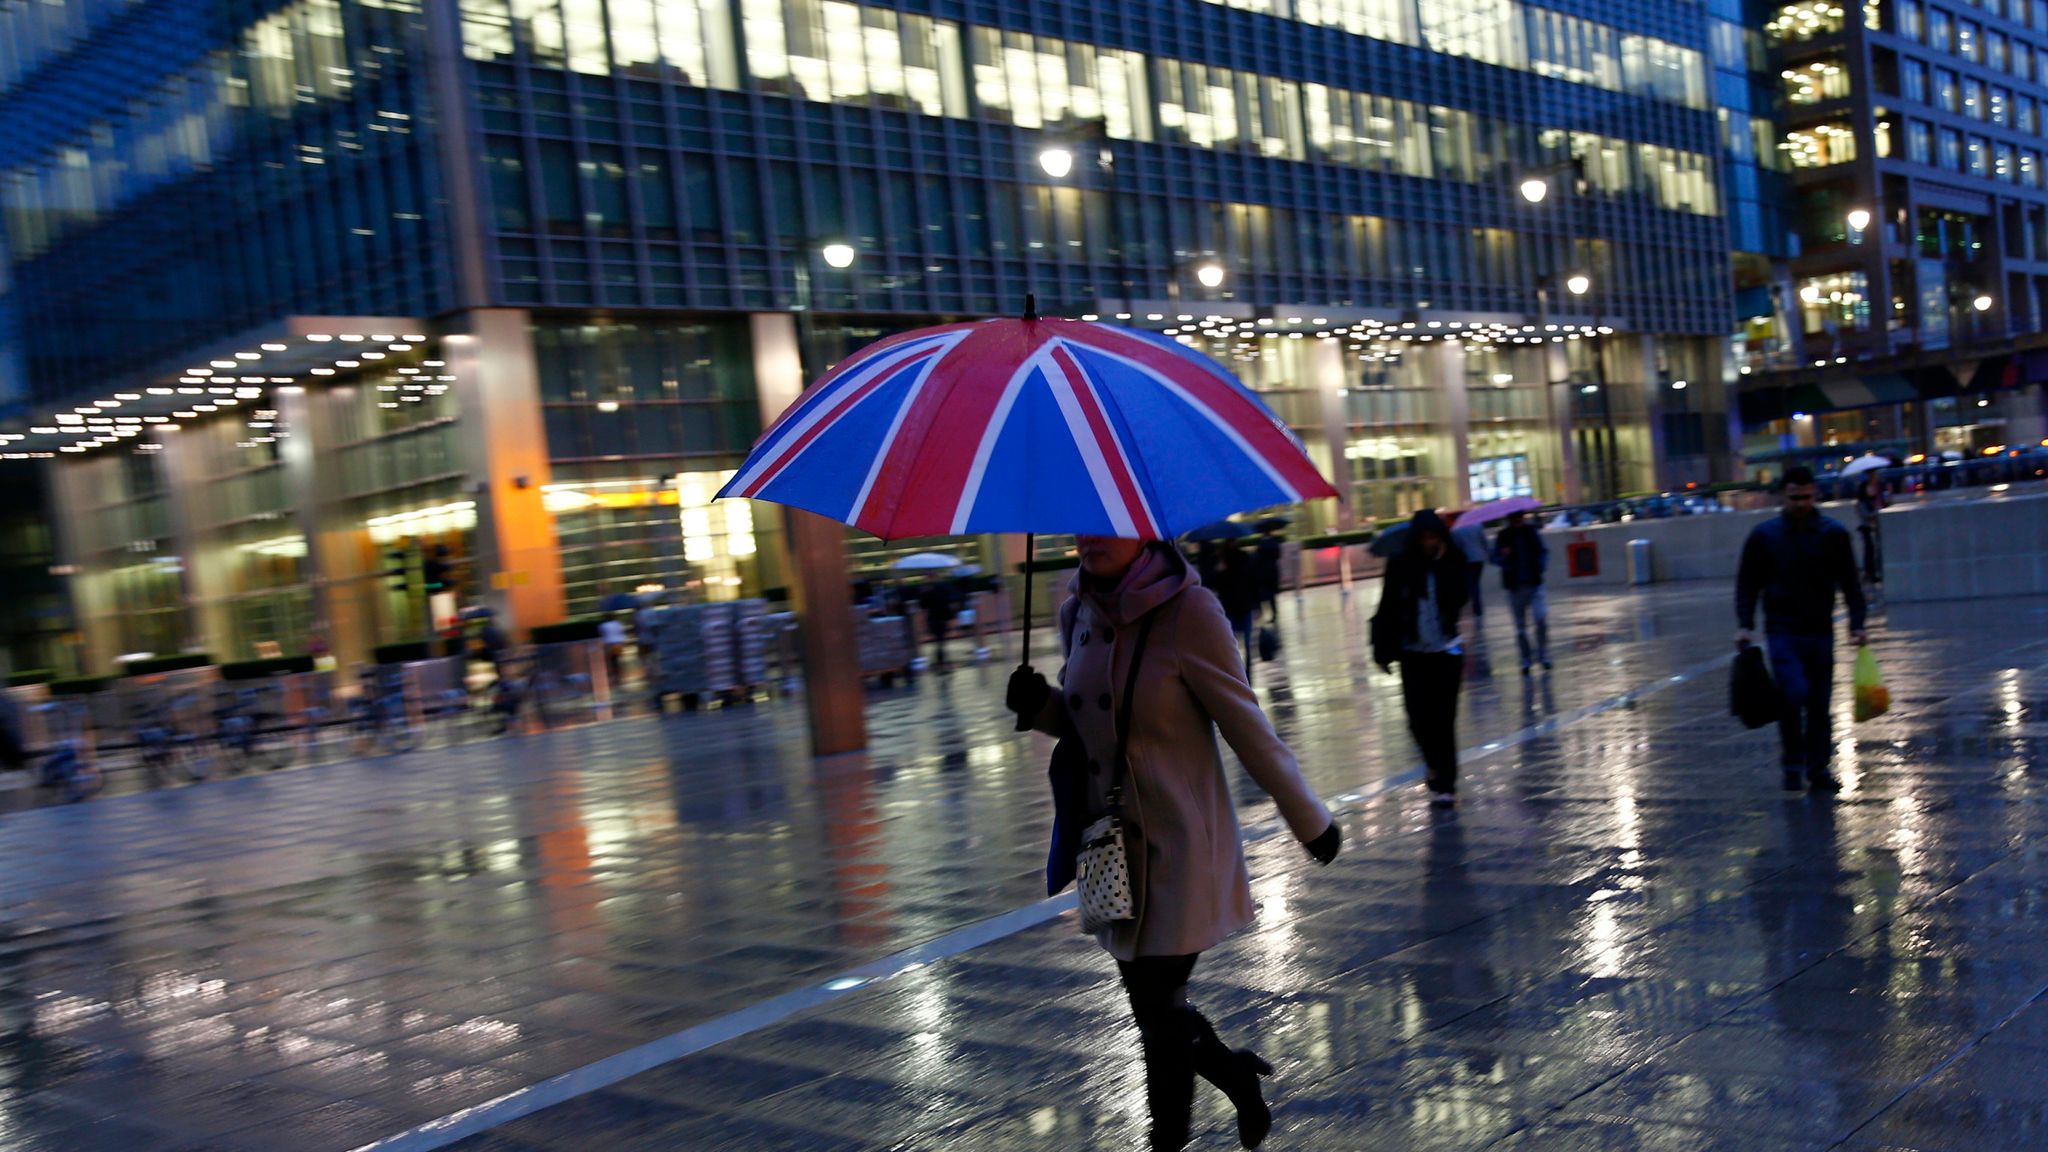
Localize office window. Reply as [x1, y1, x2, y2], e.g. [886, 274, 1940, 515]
[972, 30, 1149, 138]
[1770, 0, 1847, 41]
[1622, 36, 1708, 108]
[1295, 0, 1416, 42]
[2015, 41, 2032, 82]
[1966, 134, 1988, 176]
[1526, 7, 1620, 87]
[1418, 0, 1526, 68]
[2021, 96, 2038, 132]
[1963, 76, 1984, 117]
[1784, 57, 1851, 103]
[1995, 141, 2014, 180]
[1305, 85, 1432, 175]
[1927, 6, 1951, 49]
[1990, 85, 2009, 124]
[1935, 66, 1958, 111]
[1901, 57, 1927, 102]
[748, 0, 966, 118]
[1798, 270, 1871, 332]
[1874, 115, 1894, 158]
[1897, 0, 1925, 38]
[1987, 30, 2007, 70]
[2022, 149, 2039, 187]
[1785, 122, 1857, 166]
[606, 0, 739, 87]
[1907, 117, 1933, 163]
[1938, 126, 1960, 169]
[1957, 18, 1979, 60]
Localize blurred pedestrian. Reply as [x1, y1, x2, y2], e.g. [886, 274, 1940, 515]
[1450, 515, 1490, 620]
[1854, 473, 1887, 585]
[1253, 527, 1284, 625]
[1372, 510, 1469, 806]
[1736, 466, 1869, 792]
[920, 579, 959, 670]
[1007, 536, 1339, 1152]
[599, 613, 628, 687]
[1211, 544, 1259, 669]
[1491, 510, 1551, 674]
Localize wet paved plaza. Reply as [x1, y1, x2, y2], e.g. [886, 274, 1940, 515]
[2, 579, 2047, 1150]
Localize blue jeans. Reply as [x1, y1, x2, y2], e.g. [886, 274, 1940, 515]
[1768, 632, 1835, 772]
[1508, 586, 1549, 668]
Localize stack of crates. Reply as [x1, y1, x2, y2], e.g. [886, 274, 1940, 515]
[649, 599, 771, 707]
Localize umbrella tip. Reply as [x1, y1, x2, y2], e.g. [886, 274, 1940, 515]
[1024, 293, 1038, 322]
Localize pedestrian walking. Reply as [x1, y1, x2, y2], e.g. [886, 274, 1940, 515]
[1492, 510, 1551, 674]
[1371, 510, 1470, 805]
[1736, 466, 1870, 792]
[1007, 536, 1339, 1151]
[599, 614, 628, 687]
[1855, 473, 1887, 585]
[1450, 516, 1490, 620]
[920, 579, 959, 670]
[1253, 528, 1284, 625]
[1212, 544, 1260, 670]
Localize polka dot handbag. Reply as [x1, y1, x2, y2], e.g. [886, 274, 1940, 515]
[1074, 612, 1155, 934]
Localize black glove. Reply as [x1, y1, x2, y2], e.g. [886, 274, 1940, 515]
[1305, 821, 1341, 865]
[1007, 665, 1052, 731]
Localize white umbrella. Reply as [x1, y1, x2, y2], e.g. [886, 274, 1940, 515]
[891, 552, 963, 572]
[1839, 454, 1892, 478]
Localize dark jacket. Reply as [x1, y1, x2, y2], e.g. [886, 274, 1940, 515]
[1212, 551, 1259, 623]
[1737, 512, 1868, 637]
[1253, 535, 1283, 598]
[1370, 510, 1469, 667]
[1491, 523, 1547, 589]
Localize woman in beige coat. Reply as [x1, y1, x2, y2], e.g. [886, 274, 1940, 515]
[1009, 537, 1339, 1150]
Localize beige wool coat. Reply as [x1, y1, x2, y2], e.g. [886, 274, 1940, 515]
[1033, 545, 1333, 961]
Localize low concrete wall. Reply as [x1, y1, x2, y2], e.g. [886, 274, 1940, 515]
[1544, 508, 1785, 587]
[1884, 489, 2048, 602]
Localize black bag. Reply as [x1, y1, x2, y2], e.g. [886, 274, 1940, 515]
[1731, 644, 1778, 729]
[1257, 626, 1280, 663]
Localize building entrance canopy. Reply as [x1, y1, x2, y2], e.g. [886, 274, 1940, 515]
[1, 316, 426, 460]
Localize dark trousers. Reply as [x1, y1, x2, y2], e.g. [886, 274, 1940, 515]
[1859, 523, 1882, 584]
[1466, 561, 1486, 616]
[1401, 651, 1465, 793]
[1768, 632, 1835, 772]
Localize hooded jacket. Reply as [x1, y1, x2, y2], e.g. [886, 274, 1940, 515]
[1030, 544, 1332, 960]
[1370, 509, 1469, 667]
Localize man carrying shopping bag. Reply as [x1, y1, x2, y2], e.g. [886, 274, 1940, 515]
[1736, 467, 1869, 792]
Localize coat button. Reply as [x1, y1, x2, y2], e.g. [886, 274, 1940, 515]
[1098, 693, 1113, 711]
[1068, 693, 1083, 710]
[1079, 631, 1090, 646]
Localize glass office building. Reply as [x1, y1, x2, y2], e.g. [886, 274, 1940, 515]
[1739, 0, 2048, 472]
[0, 0, 1742, 669]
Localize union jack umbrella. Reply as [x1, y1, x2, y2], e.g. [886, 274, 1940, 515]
[716, 314, 1338, 539]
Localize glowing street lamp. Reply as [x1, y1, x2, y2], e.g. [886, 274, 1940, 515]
[1519, 178, 1550, 204]
[1038, 147, 1075, 179]
[1565, 272, 1592, 296]
[1973, 293, 1994, 312]
[1196, 262, 1226, 289]
[820, 243, 856, 269]
[1846, 208, 1871, 232]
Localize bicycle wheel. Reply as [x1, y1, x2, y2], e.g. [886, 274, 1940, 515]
[65, 761, 104, 802]
[383, 699, 419, 753]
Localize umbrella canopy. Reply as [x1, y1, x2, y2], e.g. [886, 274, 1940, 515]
[1456, 495, 1543, 528]
[716, 316, 1338, 539]
[1183, 520, 1255, 543]
[1253, 515, 1292, 532]
[890, 551, 964, 571]
[1368, 522, 1411, 558]
[1839, 454, 1892, 478]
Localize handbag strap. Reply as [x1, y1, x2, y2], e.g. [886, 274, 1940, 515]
[1105, 612, 1158, 811]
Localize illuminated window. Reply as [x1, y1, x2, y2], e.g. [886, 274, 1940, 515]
[1782, 57, 1851, 104]
[969, 29, 1146, 138]
[1782, 122, 1858, 167]
[1767, 1, 1845, 43]
[1798, 270, 1872, 333]
[1418, 0, 1526, 68]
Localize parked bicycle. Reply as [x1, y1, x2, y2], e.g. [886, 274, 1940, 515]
[349, 667, 418, 755]
[133, 693, 213, 784]
[33, 700, 103, 802]
[486, 650, 592, 736]
[216, 686, 293, 773]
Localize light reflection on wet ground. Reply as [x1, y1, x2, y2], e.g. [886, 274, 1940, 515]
[0, 581, 2043, 1150]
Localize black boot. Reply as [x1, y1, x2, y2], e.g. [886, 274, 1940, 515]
[1138, 1018, 1197, 1151]
[1187, 1009, 1274, 1149]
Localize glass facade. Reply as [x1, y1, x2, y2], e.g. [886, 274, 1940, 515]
[2, 0, 1751, 667]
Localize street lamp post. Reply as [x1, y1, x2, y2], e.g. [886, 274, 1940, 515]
[1522, 162, 1600, 504]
